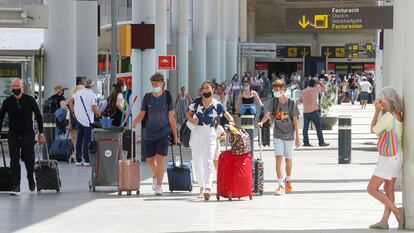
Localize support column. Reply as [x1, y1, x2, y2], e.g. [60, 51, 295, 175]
[131, 0, 156, 116]
[389, 3, 404, 94]
[206, 0, 220, 83]
[189, 0, 206, 97]
[156, 0, 168, 79]
[239, 0, 248, 75]
[44, 0, 76, 98]
[76, 1, 98, 93]
[219, 0, 227, 82]
[246, 3, 256, 73]
[178, 0, 189, 92]
[381, 29, 393, 88]
[110, 0, 118, 86]
[168, 0, 179, 99]
[401, 1, 414, 229]
[226, 0, 239, 81]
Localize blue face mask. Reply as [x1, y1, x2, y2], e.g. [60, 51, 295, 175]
[151, 86, 161, 94]
[273, 91, 281, 98]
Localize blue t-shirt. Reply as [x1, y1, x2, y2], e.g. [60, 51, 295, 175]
[141, 92, 173, 141]
[189, 98, 226, 127]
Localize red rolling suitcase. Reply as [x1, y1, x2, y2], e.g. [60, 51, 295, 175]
[216, 151, 252, 201]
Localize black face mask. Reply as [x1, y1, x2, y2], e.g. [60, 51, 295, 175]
[12, 88, 21, 96]
[203, 92, 212, 98]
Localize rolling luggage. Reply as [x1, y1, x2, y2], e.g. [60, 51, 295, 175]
[34, 142, 62, 193]
[118, 129, 140, 196]
[216, 151, 252, 201]
[49, 132, 73, 162]
[167, 144, 193, 192]
[252, 128, 264, 195]
[0, 142, 12, 191]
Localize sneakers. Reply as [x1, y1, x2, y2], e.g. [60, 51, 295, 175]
[9, 186, 21, 196]
[303, 143, 313, 147]
[28, 177, 36, 192]
[155, 185, 163, 195]
[285, 180, 292, 193]
[82, 162, 91, 167]
[274, 186, 285, 196]
[152, 177, 157, 191]
[75, 162, 83, 166]
[319, 142, 330, 147]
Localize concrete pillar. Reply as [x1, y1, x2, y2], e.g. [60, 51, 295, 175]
[189, 0, 206, 97]
[168, 0, 179, 99]
[44, 0, 76, 98]
[247, 3, 256, 73]
[226, 0, 239, 81]
[156, 0, 168, 79]
[177, 0, 189, 92]
[206, 0, 220, 83]
[76, 1, 98, 93]
[219, 0, 227, 82]
[374, 30, 383, 97]
[400, 1, 414, 229]
[239, 0, 248, 75]
[131, 0, 156, 115]
[389, 3, 404, 94]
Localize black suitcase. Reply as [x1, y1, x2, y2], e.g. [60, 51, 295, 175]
[34, 143, 61, 193]
[49, 132, 73, 162]
[0, 142, 12, 191]
[252, 128, 264, 195]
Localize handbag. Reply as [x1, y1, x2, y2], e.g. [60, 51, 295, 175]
[49, 132, 74, 161]
[377, 116, 399, 156]
[180, 121, 192, 148]
[224, 124, 251, 155]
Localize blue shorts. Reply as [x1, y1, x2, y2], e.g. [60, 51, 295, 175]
[360, 92, 369, 101]
[143, 137, 169, 158]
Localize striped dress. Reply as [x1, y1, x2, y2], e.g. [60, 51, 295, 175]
[175, 94, 191, 126]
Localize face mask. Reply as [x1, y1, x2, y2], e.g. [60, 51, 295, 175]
[151, 86, 161, 94]
[244, 85, 250, 91]
[122, 86, 127, 92]
[203, 92, 212, 98]
[273, 91, 281, 98]
[12, 88, 21, 96]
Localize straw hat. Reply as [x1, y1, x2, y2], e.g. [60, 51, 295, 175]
[53, 85, 68, 95]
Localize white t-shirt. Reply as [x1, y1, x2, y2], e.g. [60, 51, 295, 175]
[360, 81, 372, 93]
[73, 88, 97, 127]
[117, 93, 125, 108]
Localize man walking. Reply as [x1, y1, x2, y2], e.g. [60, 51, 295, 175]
[69, 78, 100, 166]
[0, 78, 45, 196]
[298, 78, 330, 147]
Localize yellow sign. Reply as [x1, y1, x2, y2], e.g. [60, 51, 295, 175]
[352, 45, 358, 50]
[324, 48, 332, 57]
[335, 48, 345, 57]
[288, 48, 298, 57]
[298, 15, 310, 29]
[314, 15, 328, 29]
[352, 53, 359, 59]
[366, 44, 372, 51]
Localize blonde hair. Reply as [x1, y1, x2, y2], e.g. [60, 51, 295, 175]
[272, 79, 285, 90]
[377, 86, 403, 114]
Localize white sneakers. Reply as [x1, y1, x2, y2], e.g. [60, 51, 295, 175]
[75, 161, 90, 167]
[152, 177, 157, 191]
[274, 185, 285, 196]
[155, 185, 163, 195]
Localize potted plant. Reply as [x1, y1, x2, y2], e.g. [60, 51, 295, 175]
[319, 84, 338, 130]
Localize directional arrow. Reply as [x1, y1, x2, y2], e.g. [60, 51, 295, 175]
[298, 15, 309, 29]
[301, 47, 309, 57]
[324, 48, 332, 57]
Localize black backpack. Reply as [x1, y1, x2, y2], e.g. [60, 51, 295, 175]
[102, 99, 117, 119]
[43, 97, 59, 113]
[142, 90, 173, 129]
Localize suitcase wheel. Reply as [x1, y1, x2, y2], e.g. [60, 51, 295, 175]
[169, 189, 173, 192]
[188, 186, 192, 193]
[118, 191, 122, 196]
[249, 196, 252, 200]
[37, 189, 41, 193]
[259, 191, 263, 195]
[136, 190, 140, 195]
[216, 196, 220, 201]
[92, 185, 96, 192]
[56, 189, 60, 193]
[238, 197, 241, 200]
[127, 191, 132, 196]
[228, 198, 232, 201]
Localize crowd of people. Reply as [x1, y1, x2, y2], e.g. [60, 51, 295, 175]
[0, 70, 406, 229]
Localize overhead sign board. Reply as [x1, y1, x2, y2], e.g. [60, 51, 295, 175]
[277, 46, 310, 58]
[0, 5, 48, 28]
[0, 63, 21, 78]
[286, 6, 393, 31]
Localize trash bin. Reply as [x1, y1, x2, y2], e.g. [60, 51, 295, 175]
[89, 127, 125, 192]
[241, 115, 255, 156]
[42, 113, 55, 159]
[338, 115, 352, 164]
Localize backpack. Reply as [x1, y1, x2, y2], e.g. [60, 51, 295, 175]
[142, 90, 173, 129]
[102, 99, 117, 118]
[43, 97, 59, 113]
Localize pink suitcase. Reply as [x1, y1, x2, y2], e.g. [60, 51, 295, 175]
[118, 129, 140, 196]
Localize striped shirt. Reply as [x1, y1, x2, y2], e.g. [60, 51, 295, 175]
[299, 86, 323, 113]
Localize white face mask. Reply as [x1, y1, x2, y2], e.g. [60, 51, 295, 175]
[273, 91, 281, 98]
[122, 86, 127, 92]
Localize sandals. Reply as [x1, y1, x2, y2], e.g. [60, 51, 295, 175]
[369, 223, 389, 229]
[398, 207, 405, 230]
[203, 189, 211, 201]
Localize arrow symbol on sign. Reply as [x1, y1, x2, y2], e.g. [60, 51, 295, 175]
[301, 47, 309, 57]
[324, 48, 332, 57]
[298, 15, 309, 29]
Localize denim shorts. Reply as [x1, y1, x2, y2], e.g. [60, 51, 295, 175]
[143, 137, 169, 158]
[273, 138, 294, 159]
[360, 92, 369, 100]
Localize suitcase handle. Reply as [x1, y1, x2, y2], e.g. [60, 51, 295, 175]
[170, 143, 184, 169]
[257, 127, 263, 160]
[36, 140, 51, 167]
[0, 141, 6, 168]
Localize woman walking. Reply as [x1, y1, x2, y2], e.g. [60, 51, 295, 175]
[174, 86, 192, 126]
[187, 81, 234, 200]
[104, 80, 128, 126]
[368, 87, 404, 230]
